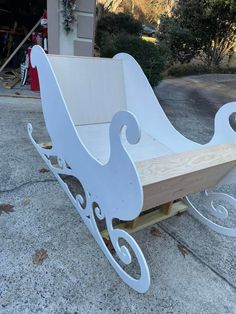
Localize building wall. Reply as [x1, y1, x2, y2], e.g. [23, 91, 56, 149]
[47, 0, 96, 56]
[47, 0, 60, 54]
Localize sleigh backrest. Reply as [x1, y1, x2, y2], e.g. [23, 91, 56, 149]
[48, 54, 126, 126]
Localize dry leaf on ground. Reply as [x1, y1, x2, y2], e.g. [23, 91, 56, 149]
[39, 168, 50, 173]
[177, 244, 189, 258]
[0, 204, 14, 215]
[150, 226, 161, 237]
[32, 248, 48, 265]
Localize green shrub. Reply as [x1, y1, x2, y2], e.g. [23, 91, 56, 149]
[159, 17, 200, 65]
[167, 63, 236, 77]
[100, 33, 168, 86]
[96, 11, 168, 85]
[159, 0, 236, 67]
[96, 12, 142, 46]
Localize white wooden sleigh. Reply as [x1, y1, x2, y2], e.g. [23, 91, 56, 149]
[28, 45, 236, 293]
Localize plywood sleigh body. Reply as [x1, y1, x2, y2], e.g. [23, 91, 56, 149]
[28, 46, 236, 293]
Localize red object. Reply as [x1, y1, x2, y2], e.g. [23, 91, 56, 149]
[28, 47, 39, 91]
[28, 47, 47, 91]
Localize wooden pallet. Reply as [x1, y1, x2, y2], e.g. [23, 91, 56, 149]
[101, 200, 187, 240]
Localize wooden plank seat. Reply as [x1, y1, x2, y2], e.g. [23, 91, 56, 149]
[138, 143, 236, 210]
[28, 46, 236, 293]
[40, 140, 236, 210]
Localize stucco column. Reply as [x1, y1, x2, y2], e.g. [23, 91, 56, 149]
[47, 0, 60, 54]
[47, 0, 96, 56]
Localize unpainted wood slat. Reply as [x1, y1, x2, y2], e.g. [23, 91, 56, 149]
[136, 143, 236, 210]
[101, 200, 187, 239]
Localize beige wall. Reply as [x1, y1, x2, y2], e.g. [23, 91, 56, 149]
[47, 0, 60, 54]
[47, 0, 96, 56]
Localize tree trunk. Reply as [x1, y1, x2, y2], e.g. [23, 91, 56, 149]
[131, 0, 135, 14]
[112, 0, 124, 12]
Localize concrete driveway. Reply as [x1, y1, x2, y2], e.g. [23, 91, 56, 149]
[0, 74, 236, 313]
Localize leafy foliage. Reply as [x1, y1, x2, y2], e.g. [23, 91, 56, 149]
[160, 0, 236, 66]
[159, 17, 200, 64]
[96, 10, 168, 85]
[100, 33, 168, 85]
[96, 11, 142, 46]
[62, 0, 77, 32]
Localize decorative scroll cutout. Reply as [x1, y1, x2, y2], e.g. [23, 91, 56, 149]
[186, 190, 236, 237]
[28, 120, 150, 292]
[27, 47, 150, 294]
[187, 101, 236, 236]
[229, 112, 236, 132]
[59, 174, 87, 209]
[210, 101, 236, 146]
[204, 191, 228, 219]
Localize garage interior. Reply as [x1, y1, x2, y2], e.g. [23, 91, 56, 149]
[0, 0, 47, 91]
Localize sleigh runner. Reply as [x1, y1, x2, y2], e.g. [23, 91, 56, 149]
[28, 45, 236, 293]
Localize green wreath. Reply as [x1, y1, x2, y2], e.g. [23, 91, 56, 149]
[62, 0, 77, 32]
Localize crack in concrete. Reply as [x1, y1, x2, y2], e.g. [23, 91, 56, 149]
[159, 224, 236, 291]
[0, 178, 57, 194]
